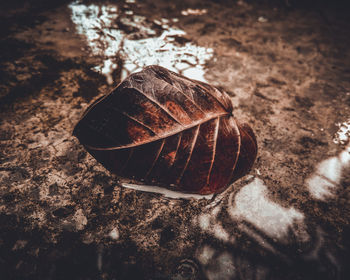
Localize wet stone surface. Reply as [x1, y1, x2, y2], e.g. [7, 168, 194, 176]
[1, 0, 350, 279]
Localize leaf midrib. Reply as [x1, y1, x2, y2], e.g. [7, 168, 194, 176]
[85, 111, 231, 151]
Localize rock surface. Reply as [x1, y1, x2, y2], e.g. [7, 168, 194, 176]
[1, 0, 350, 279]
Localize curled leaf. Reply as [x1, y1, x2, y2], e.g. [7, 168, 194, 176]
[73, 65, 257, 194]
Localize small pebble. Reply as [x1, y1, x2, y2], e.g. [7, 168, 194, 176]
[109, 228, 120, 240]
[258, 16, 268, 23]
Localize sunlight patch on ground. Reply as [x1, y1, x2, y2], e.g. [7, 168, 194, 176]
[69, 2, 213, 84]
[121, 182, 213, 200]
[181, 8, 208, 16]
[196, 203, 234, 243]
[307, 120, 350, 200]
[228, 178, 306, 241]
[333, 119, 350, 145]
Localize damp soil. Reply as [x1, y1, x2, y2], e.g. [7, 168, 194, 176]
[1, 0, 350, 279]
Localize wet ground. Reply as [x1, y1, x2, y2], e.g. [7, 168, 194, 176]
[1, 0, 350, 279]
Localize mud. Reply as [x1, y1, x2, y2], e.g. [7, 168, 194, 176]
[1, 0, 350, 279]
